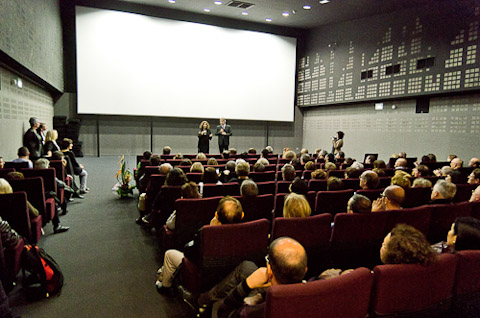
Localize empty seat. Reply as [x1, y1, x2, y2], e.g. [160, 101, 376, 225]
[315, 189, 354, 216]
[452, 250, 480, 318]
[202, 182, 240, 197]
[236, 194, 274, 222]
[256, 181, 276, 195]
[404, 187, 432, 208]
[308, 179, 327, 192]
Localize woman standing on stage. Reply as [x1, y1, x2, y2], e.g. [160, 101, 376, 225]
[331, 131, 344, 154]
[198, 121, 213, 154]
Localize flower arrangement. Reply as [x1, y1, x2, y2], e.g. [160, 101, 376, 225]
[113, 155, 136, 197]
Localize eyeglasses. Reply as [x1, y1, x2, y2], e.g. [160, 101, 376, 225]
[265, 255, 270, 264]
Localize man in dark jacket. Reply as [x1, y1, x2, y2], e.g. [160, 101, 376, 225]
[23, 117, 42, 161]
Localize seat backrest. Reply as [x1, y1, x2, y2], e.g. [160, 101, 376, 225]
[151, 185, 183, 226]
[202, 182, 240, 198]
[249, 171, 276, 182]
[378, 177, 392, 188]
[452, 250, 480, 318]
[341, 178, 361, 191]
[273, 193, 287, 218]
[428, 202, 472, 244]
[371, 253, 457, 317]
[454, 184, 478, 203]
[471, 201, 480, 220]
[265, 268, 373, 318]
[403, 187, 432, 208]
[49, 160, 66, 182]
[0, 168, 16, 179]
[357, 188, 384, 202]
[384, 205, 433, 236]
[0, 192, 32, 241]
[8, 177, 47, 218]
[4, 161, 29, 169]
[327, 170, 346, 178]
[256, 181, 276, 195]
[236, 194, 274, 222]
[186, 172, 203, 183]
[308, 179, 327, 192]
[275, 181, 291, 195]
[315, 189, 355, 215]
[19, 168, 57, 193]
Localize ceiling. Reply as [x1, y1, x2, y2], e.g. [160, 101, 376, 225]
[118, 0, 435, 29]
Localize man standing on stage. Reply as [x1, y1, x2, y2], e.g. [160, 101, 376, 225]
[215, 118, 232, 154]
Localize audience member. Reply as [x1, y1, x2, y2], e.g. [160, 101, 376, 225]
[166, 182, 201, 230]
[159, 163, 173, 175]
[372, 185, 405, 211]
[202, 167, 221, 185]
[365, 155, 376, 164]
[0, 176, 40, 219]
[196, 153, 207, 160]
[190, 162, 204, 174]
[281, 164, 296, 181]
[12, 147, 33, 168]
[283, 193, 311, 218]
[304, 161, 315, 171]
[412, 164, 430, 178]
[174, 153, 183, 159]
[350, 161, 364, 170]
[467, 168, 480, 185]
[394, 158, 408, 171]
[446, 217, 480, 252]
[23, 117, 42, 160]
[240, 179, 258, 197]
[0, 157, 4, 169]
[43, 130, 60, 157]
[470, 185, 480, 202]
[220, 161, 236, 183]
[179, 158, 193, 166]
[61, 138, 89, 194]
[391, 170, 412, 189]
[207, 158, 219, 166]
[283, 150, 296, 161]
[347, 194, 371, 214]
[412, 178, 432, 188]
[289, 177, 307, 195]
[163, 146, 172, 155]
[324, 162, 337, 171]
[372, 168, 385, 177]
[373, 159, 387, 169]
[229, 160, 250, 185]
[429, 180, 456, 204]
[468, 157, 480, 169]
[327, 176, 343, 191]
[253, 162, 265, 172]
[359, 170, 379, 190]
[311, 169, 326, 180]
[256, 158, 269, 166]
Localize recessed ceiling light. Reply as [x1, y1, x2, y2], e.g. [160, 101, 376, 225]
[319, 0, 330, 4]
[282, 12, 290, 17]
[214, 1, 222, 5]
[168, 0, 175, 3]
[303, 5, 311, 10]
[241, 11, 249, 15]
[265, 18, 272, 22]
[204, 8, 211, 12]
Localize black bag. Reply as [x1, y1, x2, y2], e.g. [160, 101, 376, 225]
[21, 245, 64, 299]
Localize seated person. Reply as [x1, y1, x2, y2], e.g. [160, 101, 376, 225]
[220, 161, 236, 183]
[327, 176, 343, 191]
[311, 169, 326, 180]
[391, 170, 412, 189]
[359, 170, 379, 190]
[380, 224, 437, 265]
[283, 193, 311, 218]
[446, 217, 480, 252]
[228, 160, 250, 185]
[12, 146, 33, 168]
[207, 158, 219, 166]
[324, 162, 337, 171]
[190, 162, 205, 174]
[253, 162, 265, 172]
[166, 182, 201, 230]
[372, 185, 405, 212]
[156, 196, 244, 293]
[347, 194, 371, 214]
[289, 177, 308, 195]
[304, 161, 315, 171]
[240, 180, 258, 197]
[412, 164, 430, 178]
[467, 168, 480, 185]
[412, 178, 432, 188]
[281, 164, 296, 182]
[3, 173, 40, 219]
[197, 237, 308, 318]
[373, 160, 387, 169]
[428, 180, 456, 204]
[470, 185, 480, 202]
[61, 138, 89, 194]
[0, 157, 4, 169]
[372, 168, 385, 177]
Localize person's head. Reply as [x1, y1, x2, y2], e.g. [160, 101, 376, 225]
[325, 153, 335, 163]
[447, 217, 480, 251]
[281, 164, 296, 181]
[468, 157, 480, 169]
[267, 237, 308, 285]
[199, 121, 210, 130]
[180, 158, 192, 166]
[207, 158, 218, 166]
[61, 138, 73, 151]
[261, 148, 270, 159]
[34, 158, 50, 169]
[29, 117, 38, 128]
[5, 172, 24, 181]
[304, 161, 315, 171]
[222, 151, 230, 159]
[0, 178, 13, 194]
[445, 170, 463, 184]
[203, 167, 219, 184]
[336, 151, 345, 160]
[165, 168, 188, 186]
[174, 153, 183, 159]
[327, 176, 343, 191]
[229, 148, 237, 156]
[45, 130, 58, 142]
[289, 177, 307, 195]
[247, 148, 256, 155]
[159, 163, 173, 175]
[413, 164, 430, 178]
[225, 160, 236, 173]
[219, 118, 226, 125]
[265, 146, 273, 154]
[240, 179, 258, 197]
[359, 170, 379, 190]
[319, 150, 328, 158]
[381, 185, 405, 209]
[283, 193, 311, 218]
[394, 158, 407, 169]
[253, 162, 265, 172]
[150, 155, 162, 166]
[181, 182, 201, 199]
[391, 170, 412, 189]
[427, 153, 437, 163]
[350, 161, 364, 170]
[347, 194, 372, 214]
[345, 166, 359, 178]
[450, 158, 463, 170]
[17, 146, 30, 158]
[336, 131, 344, 139]
[0, 157, 4, 169]
[143, 151, 152, 160]
[467, 168, 480, 185]
[412, 178, 432, 188]
[470, 185, 480, 202]
[365, 155, 376, 164]
[256, 158, 269, 166]
[380, 224, 436, 265]
[431, 180, 457, 201]
[215, 196, 243, 224]
[235, 161, 250, 178]
[162, 146, 172, 155]
[373, 168, 385, 177]
[300, 154, 311, 165]
[51, 151, 65, 161]
[196, 153, 207, 160]
[190, 162, 204, 173]
[283, 150, 297, 161]
[324, 162, 337, 171]
[311, 169, 326, 180]
[373, 160, 387, 169]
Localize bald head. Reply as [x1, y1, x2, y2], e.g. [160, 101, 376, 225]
[268, 237, 307, 284]
[216, 196, 243, 224]
[384, 185, 405, 206]
[469, 158, 480, 169]
[470, 185, 480, 202]
[394, 158, 407, 168]
[360, 170, 379, 190]
[450, 158, 463, 170]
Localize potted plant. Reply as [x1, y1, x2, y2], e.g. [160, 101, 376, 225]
[113, 155, 136, 198]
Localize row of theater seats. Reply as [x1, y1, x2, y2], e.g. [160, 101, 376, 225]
[263, 251, 479, 318]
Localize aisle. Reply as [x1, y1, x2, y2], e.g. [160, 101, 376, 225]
[9, 156, 191, 318]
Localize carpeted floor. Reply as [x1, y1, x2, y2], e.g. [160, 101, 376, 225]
[9, 156, 192, 318]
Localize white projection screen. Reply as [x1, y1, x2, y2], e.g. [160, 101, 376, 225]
[76, 6, 297, 122]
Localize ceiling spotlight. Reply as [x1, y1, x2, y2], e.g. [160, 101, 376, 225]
[319, 0, 330, 4]
[168, 0, 175, 3]
[265, 18, 272, 22]
[204, 8, 211, 12]
[303, 5, 312, 10]
[241, 11, 249, 15]
[292, 10, 297, 14]
[214, 1, 222, 5]
[282, 12, 290, 17]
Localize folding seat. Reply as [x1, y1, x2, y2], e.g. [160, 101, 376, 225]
[275, 171, 301, 181]
[403, 187, 432, 208]
[378, 177, 392, 188]
[191, 159, 207, 165]
[237, 194, 274, 222]
[277, 158, 290, 164]
[330, 212, 388, 269]
[308, 179, 327, 192]
[452, 250, 480, 318]
[265, 268, 373, 318]
[384, 206, 433, 236]
[202, 182, 239, 197]
[275, 181, 291, 195]
[177, 166, 191, 173]
[162, 196, 222, 251]
[151, 185, 183, 228]
[471, 201, 480, 220]
[271, 213, 332, 275]
[423, 175, 439, 185]
[0, 168, 16, 178]
[273, 193, 287, 218]
[428, 201, 472, 244]
[4, 161, 29, 169]
[161, 154, 174, 160]
[204, 164, 225, 172]
[186, 172, 203, 183]
[179, 219, 270, 294]
[453, 184, 477, 203]
[144, 174, 166, 214]
[370, 253, 457, 318]
[0, 192, 33, 242]
[406, 157, 417, 169]
[357, 188, 384, 202]
[341, 178, 360, 190]
[263, 164, 277, 172]
[315, 189, 355, 216]
[305, 191, 316, 212]
[256, 181, 275, 195]
[248, 171, 276, 182]
[19, 168, 63, 212]
[363, 163, 374, 169]
[2, 237, 25, 293]
[49, 160, 68, 185]
[327, 169, 346, 178]
[383, 169, 395, 177]
[136, 154, 144, 165]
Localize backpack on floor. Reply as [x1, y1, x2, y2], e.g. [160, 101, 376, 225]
[21, 245, 64, 299]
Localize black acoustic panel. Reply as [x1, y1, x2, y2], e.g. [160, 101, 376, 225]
[416, 97, 430, 113]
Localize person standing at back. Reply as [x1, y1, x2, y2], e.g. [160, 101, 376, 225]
[215, 118, 232, 154]
[23, 117, 43, 161]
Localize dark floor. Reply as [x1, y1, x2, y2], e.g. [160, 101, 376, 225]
[8, 156, 192, 318]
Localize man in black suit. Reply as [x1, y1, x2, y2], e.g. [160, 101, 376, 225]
[23, 117, 42, 161]
[215, 118, 232, 154]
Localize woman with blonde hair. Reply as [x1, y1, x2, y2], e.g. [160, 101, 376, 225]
[43, 129, 60, 157]
[283, 193, 311, 218]
[198, 121, 213, 154]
